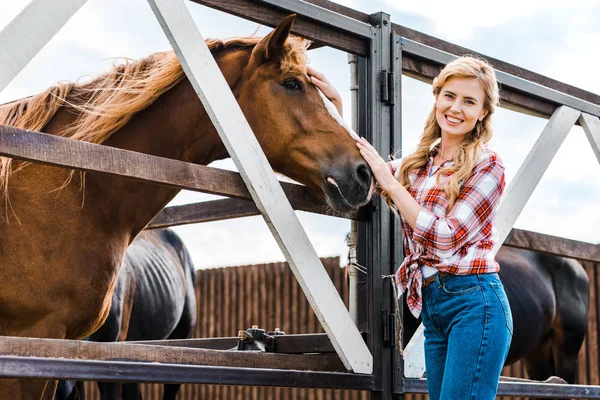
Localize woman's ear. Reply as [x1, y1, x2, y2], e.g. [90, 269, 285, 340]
[479, 110, 488, 121]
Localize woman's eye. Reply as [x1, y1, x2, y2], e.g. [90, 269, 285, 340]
[282, 79, 302, 91]
[445, 93, 454, 99]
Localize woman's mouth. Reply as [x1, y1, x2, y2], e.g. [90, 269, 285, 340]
[445, 114, 463, 125]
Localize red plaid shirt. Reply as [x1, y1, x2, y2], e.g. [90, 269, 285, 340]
[390, 148, 506, 318]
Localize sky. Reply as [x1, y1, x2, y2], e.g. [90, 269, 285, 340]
[1, 0, 598, 269]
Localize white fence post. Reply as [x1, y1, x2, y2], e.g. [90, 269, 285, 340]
[580, 113, 600, 165]
[146, 0, 373, 373]
[0, 0, 89, 92]
[493, 105, 581, 250]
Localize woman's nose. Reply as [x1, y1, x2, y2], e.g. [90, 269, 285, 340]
[450, 100, 462, 112]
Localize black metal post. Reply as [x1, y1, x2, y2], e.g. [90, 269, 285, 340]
[356, 11, 396, 400]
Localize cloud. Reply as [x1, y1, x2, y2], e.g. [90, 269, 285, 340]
[381, 0, 568, 41]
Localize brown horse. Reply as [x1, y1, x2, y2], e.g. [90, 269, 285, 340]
[0, 15, 372, 399]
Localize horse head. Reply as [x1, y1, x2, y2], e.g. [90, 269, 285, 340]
[233, 15, 373, 212]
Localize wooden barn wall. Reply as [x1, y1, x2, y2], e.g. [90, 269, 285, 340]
[83, 258, 599, 400]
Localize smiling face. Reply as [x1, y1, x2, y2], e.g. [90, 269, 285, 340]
[435, 77, 488, 141]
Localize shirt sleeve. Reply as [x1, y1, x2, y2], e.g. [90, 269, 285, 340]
[412, 153, 505, 259]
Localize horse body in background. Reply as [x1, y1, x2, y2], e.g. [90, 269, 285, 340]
[0, 15, 373, 399]
[402, 246, 589, 399]
[56, 228, 197, 400]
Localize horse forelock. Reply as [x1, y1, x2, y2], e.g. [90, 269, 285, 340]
[0, 34, 310, 198]
[278, 36, 311, 74]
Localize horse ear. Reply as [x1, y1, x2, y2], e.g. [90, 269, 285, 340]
[265, 14, 296, 60]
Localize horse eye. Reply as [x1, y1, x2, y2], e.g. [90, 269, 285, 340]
[282, 78, 302, 92]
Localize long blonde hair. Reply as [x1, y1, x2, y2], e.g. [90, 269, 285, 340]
[397, 55, 499, 210]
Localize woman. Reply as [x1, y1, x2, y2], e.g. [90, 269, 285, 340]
[309, 56, 512, 400]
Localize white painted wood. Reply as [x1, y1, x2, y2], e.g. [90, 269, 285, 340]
[0, 0, 89, 93]
[403, 324, 426, 378]
[147, 0, 372, 374]
[494, 106, 581, 251]
[580, 113, 600, 165]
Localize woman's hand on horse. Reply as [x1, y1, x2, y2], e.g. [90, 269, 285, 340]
[307, 66, 343, 117]
[356, 137, 398, 192]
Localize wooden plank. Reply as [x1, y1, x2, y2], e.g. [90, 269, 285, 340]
[189, 0, 367, 55]
[193, 0, 600, 112]
[285, 0, 600, 108]
[148, 196, 366, 228]
[401, 38, 600, 118]
[504, 228, 600, 263]
[0, 125, 248, 197]
[0, 336, 346, 372]
[494, 106, 581, 250]
[0, 0, 89, 92]
[0, 355, 375, 389]
[580, 114, 600, 164]
[148, 0, 372, 373]
[0, 126, 364, 222]
[402, 57, 558, 120]
[257, 0, 372, 38]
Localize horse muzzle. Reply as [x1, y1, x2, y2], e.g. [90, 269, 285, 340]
[323, 163, 373, 212]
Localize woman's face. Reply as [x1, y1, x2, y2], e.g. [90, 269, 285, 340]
[435, 77, 488, 140]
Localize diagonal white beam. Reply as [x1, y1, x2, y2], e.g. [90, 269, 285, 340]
[403, 106, 581, 379]
[0, 0, 89, 93]
[146, 0, 372, 374]
[493, 105, 580, 251]
[580, 113, 600, 165]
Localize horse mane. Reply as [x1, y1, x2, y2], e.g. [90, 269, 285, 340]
[0, 35, 310, 196]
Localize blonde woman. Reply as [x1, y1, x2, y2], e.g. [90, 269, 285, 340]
[310, 57, 512, 400]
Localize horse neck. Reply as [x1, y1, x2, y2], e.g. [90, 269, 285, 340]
[90, 49, 251, 239]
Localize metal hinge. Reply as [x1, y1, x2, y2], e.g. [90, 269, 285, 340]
[381, 309, 397, 347]
[380, 70, 395, 105]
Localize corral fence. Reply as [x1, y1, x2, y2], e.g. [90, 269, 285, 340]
[0, 0, 599, 399]
[80, 254, 600, 400]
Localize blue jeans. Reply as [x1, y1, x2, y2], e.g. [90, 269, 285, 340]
[421, 272, 513, 400]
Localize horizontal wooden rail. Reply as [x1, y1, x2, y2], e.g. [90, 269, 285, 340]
[190, 0, 600, 119]
[0, 356, 375, 389]
[148, 198, 599, 262]
[131, 333, 339, 354]
[0, 336, 344, 372]
[404, 378, 600, 398]
[0, 126, 362, 220]
[148, 197, 365, 229]
[504, 229, 600, 263]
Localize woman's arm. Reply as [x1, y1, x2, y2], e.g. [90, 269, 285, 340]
[357, 138, 505, 259]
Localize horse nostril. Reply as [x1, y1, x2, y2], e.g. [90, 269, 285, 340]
[356, 163, 372, 185]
